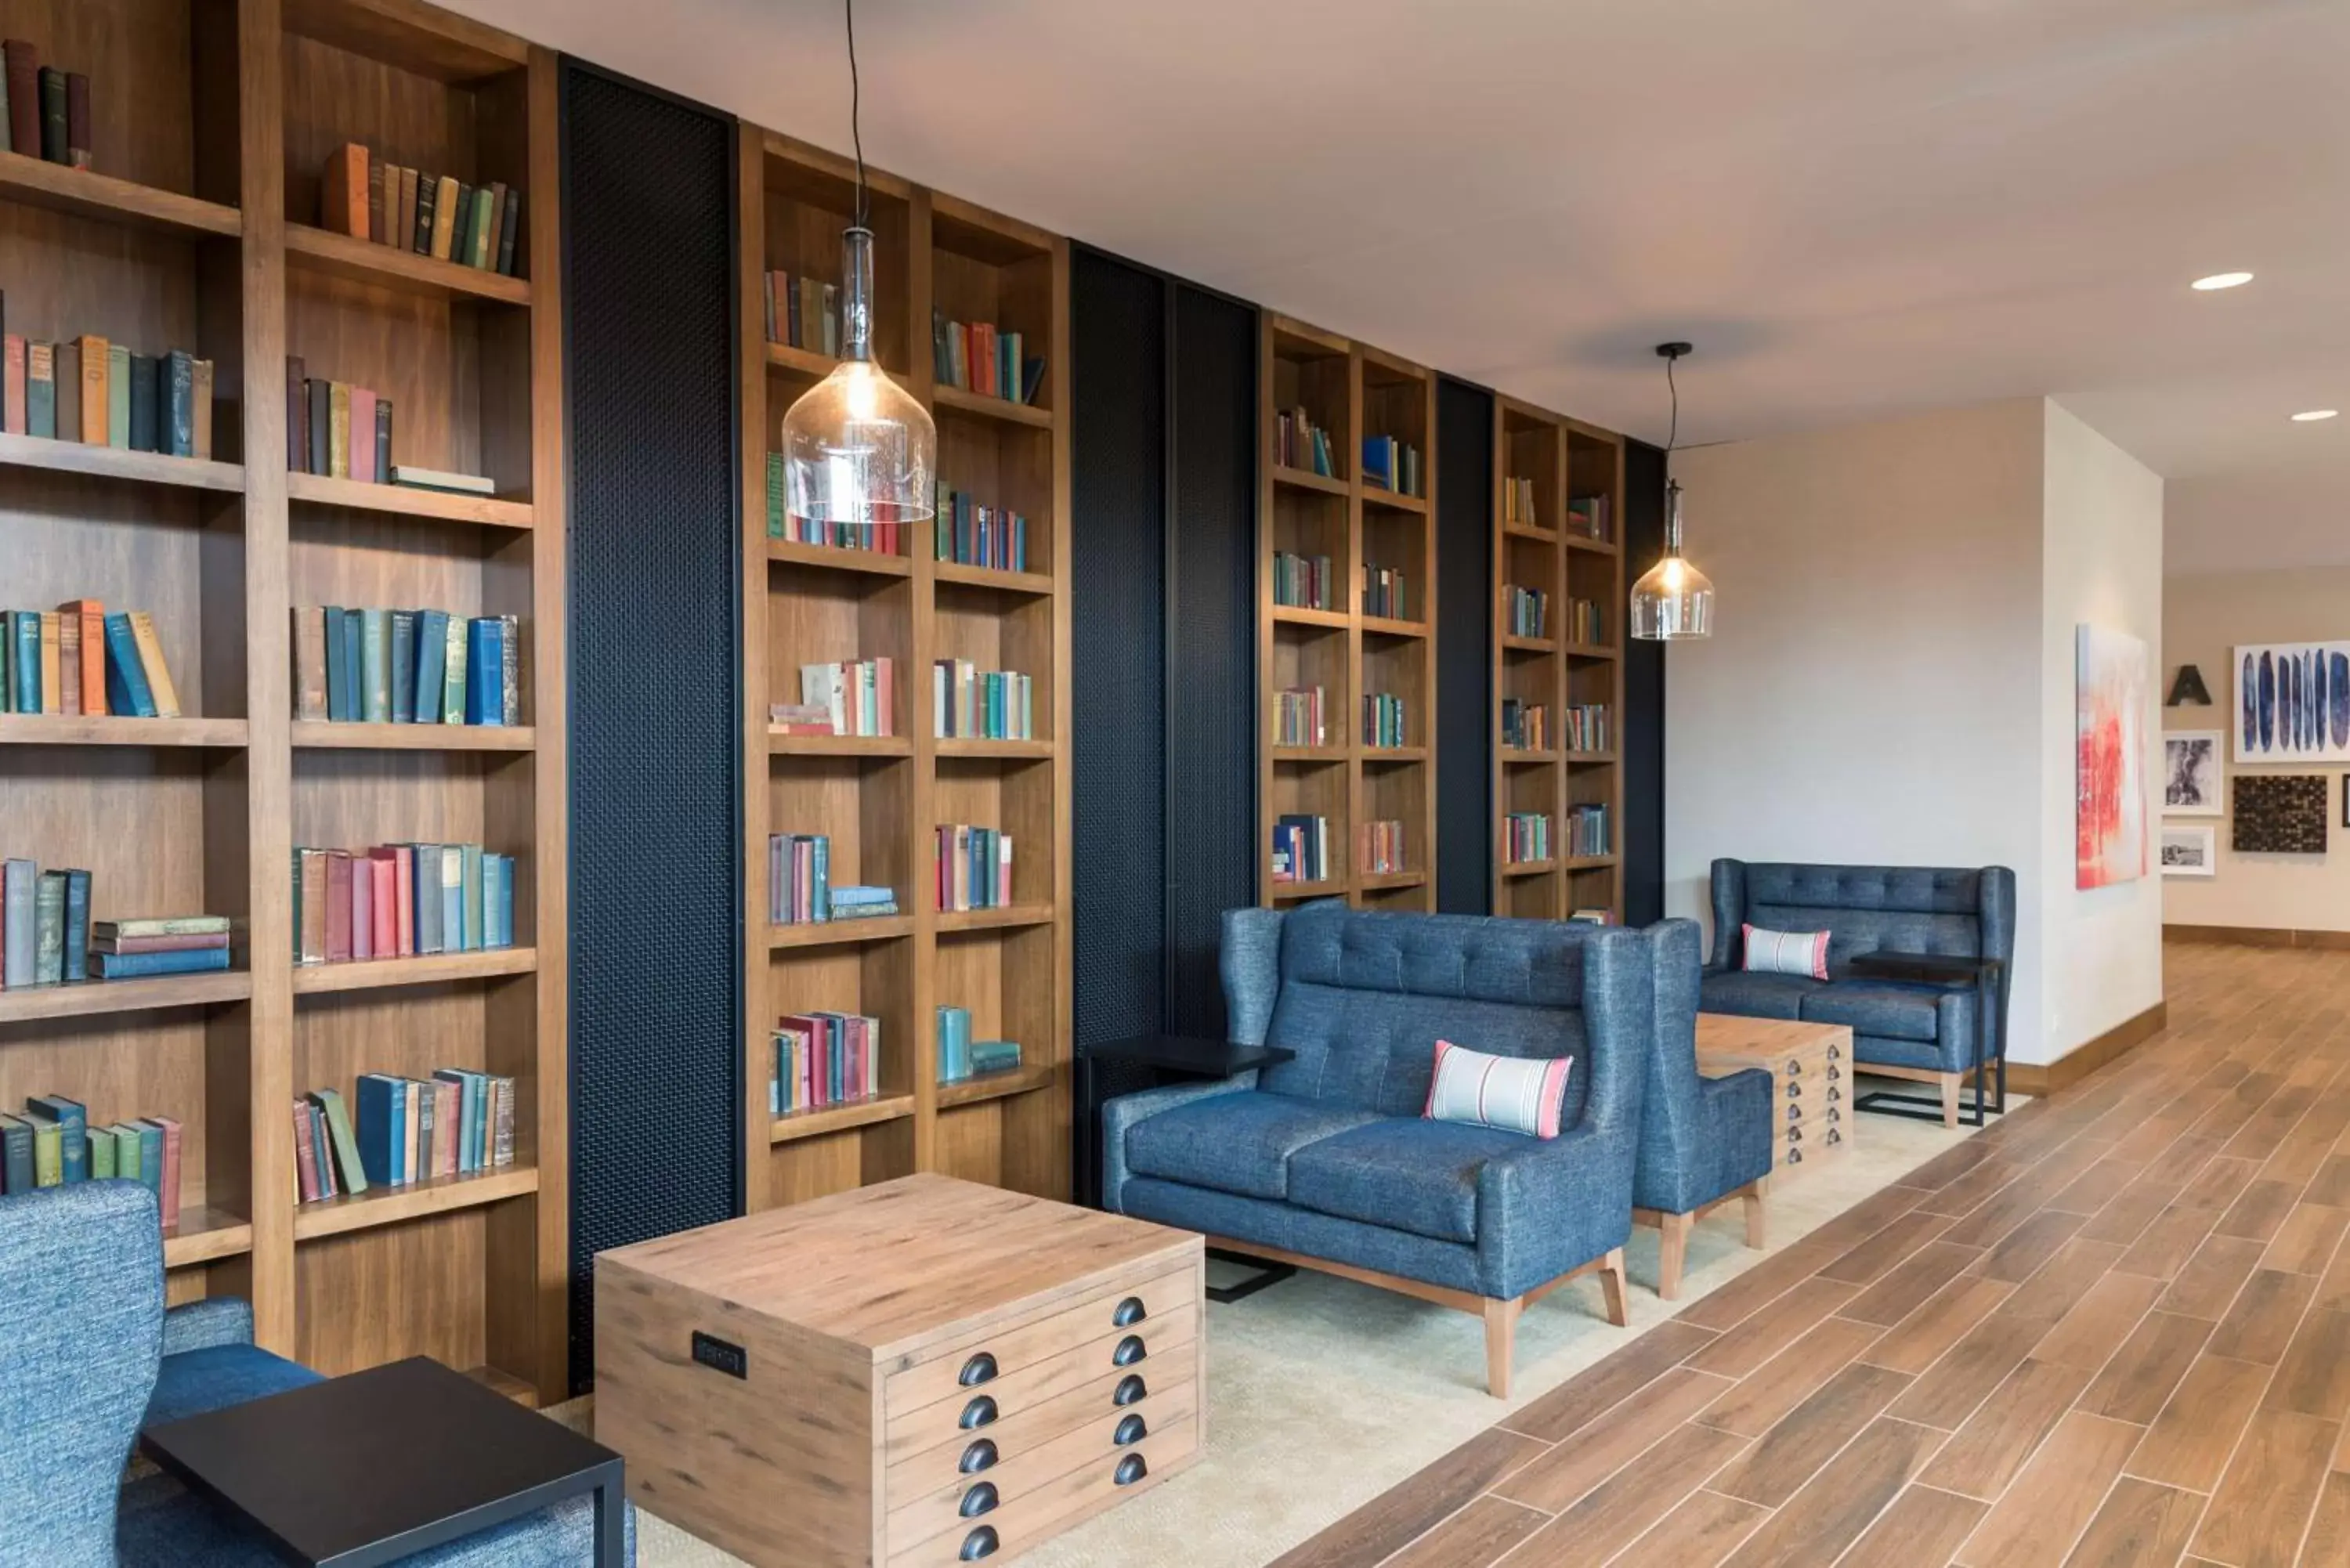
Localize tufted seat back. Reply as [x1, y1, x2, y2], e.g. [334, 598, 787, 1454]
[1711, 861, 2016, 980]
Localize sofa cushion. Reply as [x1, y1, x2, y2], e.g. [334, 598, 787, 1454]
[1799, 981, 1944, 1043]
[1289, 1118, 1529, 1244]
[1426, 1040, 1573, 1139]
[1742, 923, 1829, 980]
[1125, 1091, 1376, 1201]
[145, 1343, 323, 1428]
[1700, 969, 1824, 1021]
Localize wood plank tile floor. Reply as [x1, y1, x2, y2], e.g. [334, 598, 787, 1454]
[1274, 942, 2350, 1568]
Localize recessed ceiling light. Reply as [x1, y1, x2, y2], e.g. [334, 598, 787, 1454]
[2291, 409, 2338, 422]
[2190, 271, 2254, 291]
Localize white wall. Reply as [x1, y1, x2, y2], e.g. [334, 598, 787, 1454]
[2039, 401, 2166, 1053]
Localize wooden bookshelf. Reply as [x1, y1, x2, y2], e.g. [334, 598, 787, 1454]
[739, 128, 1072, 1220]
[1258, 316, 1437, 913]
[0, 0, 566, 1400]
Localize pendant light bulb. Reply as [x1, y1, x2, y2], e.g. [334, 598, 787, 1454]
[1630, 342, 1714, 641]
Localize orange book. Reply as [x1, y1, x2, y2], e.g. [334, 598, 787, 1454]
[37, 612, 60, 714]
[322, 143, 369, 237]
[62, 600, 105, 714]
[3, 334, 23, 434]
[75, 334, 108, 445]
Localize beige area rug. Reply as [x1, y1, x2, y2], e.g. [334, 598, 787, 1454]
[558, 1078, 2003, 1568]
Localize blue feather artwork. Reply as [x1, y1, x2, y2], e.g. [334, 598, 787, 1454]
[2243, 652, 2258, 752]
[2234, 641, 2350, 762]
[2334, 652, 2349, 750]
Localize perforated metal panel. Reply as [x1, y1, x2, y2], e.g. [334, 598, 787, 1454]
[1623, 439, 1667, 926]
[1436, 378, 1495, 915]
[560, 63, 741, 1394]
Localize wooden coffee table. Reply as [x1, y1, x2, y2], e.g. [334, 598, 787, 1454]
[1696, 1013, 1855, 1179]
[595, 1173, 1205, 1566]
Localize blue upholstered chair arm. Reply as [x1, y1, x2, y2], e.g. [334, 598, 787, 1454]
[161, 1296, 255, 1357]
[1473, 1122, 1638, 1299]
[1220, 906, 1285, 1046]
[1697, 1068, 1777, 1193]
[1101, 1072, 1260, 1214]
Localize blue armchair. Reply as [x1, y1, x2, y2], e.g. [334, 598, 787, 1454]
[1701, 859, 2016, 1125]
[0, 1180, 629, 1566]
[1632, 916, 1775, 1299]
[1102, 901, 1680, 1396]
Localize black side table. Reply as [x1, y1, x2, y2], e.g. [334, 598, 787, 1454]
[1076, 1032, 1297, 1304]
[141, 1357, 626, 1567]
[1845, 951, 2008, 1129]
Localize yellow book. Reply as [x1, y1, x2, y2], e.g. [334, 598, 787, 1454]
[431, 175, 460, 261]
[76, 334, 109, 446]
[127, 610, 181, 718]
[329, 381, 351, 479]
[192, 359, 215, 460]
[38, 612, 61, 714]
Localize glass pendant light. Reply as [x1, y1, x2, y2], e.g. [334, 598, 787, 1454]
[779, 0, 935, 533]
[1629, 342, 1715, 641]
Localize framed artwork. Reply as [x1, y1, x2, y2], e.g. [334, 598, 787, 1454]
[2077, 624, 2149, 888]
[2233, 641, 2350, 762]
[2163, 731, 2222, 816]
[2232, 774, 2328, 854]
[2160, 825, 2216, 877]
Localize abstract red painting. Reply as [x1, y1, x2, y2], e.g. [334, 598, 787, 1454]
[2077, 623, 2149, 888]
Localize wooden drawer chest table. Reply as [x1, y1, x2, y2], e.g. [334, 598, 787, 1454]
[595, 1173, 1206, 1566]
[1695, 1012, 1855, 1178]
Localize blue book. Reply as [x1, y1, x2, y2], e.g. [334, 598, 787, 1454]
[360, 609, 390, 722]
[390, 611, 416, 723]
[9, 612, 37, 713]
[413, 610, 448, 724]
[340, 610, 363, 721]
[136, 1122, 163, 1198]
[0, 1115, 34, 1194]
[439, 847, 464, 953]
[461, 843, 483, 950]
[482, 854, 505, 948]
[90, 947, 232, 979]
[24, 1096, 88, 1183]
[465, 619, 502, 724]
[103, 613, 157, 717]
[812, 836, 830, 922]
[411, 844, 439, 955]
[354, 1073, 403, 1187]
[61, 868, 89, 981]
[322, 607, 352, 721]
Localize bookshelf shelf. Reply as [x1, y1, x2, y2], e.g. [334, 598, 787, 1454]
[167, 1208, 258, 1270]
[1566, 750, 1618, 765]
[286, 471, 534, 530]
[768, 917, 914, 950]
[1564, 854, 1621, 870]
[1274, 465, 1347, 498]
[1358, 871, 1427, 892]
[291, 1165, 540, 1243]
[0, 715, 251, 749]
[767, 538, 914, 579]
[1361, 746, 1430, 764]
[935, 738, 1054, 760]
[769, 1093, 916, 1145]
[1272, 605, 1351, 630]
[1362, 489, 1426, 515]
[0, 432, 246, 494]
[291, 948, 537, 997]
[1269, 879, 1346, 902]
[933, 561, 1054, 597]
[292, 722, 535, 752]
[1504, 522, 1560, 544]
[765, 341, 841, 379]
[937, 1062, 1056, 1111]
[1566, 537, 1619, 557]
[1504, 749, 1562, 766]
[935, 903, 1056, 934]
[284, 222, 532, 306]
[0, 970, 255, 1025]
[1502, 858, 1559, 878]
[933, 385, 1053, 429]
[1271, 746, 1348, 765]
[1361, 616, 1429, 641]
[0, 147, 243, 237]
[1502, 634, 1559, 655]
[769, 732, 914, 757]
[1564, 643, 1618, 661]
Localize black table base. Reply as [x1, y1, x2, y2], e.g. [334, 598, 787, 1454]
[1205, 1249, 1297, 1304]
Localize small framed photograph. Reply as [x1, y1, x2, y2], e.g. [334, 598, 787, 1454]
[2163, 731, 2222, 816]
[2160, 824, 2217, 877]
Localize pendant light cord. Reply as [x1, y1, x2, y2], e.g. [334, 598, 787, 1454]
[1664, 352, 1679, 454]
[845, 0, 869, 228]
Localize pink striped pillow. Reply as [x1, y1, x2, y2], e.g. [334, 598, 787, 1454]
[1742, 923, 1831, 980]
[1423, 1039, 1573, 1140]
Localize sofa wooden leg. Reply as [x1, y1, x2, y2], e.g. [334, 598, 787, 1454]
[1599, 1248, 1630, 1328]
[1940, 1074, 1961, 1128]
[1484, 1295, 1520, 1399]
[1657, 1212, 1692, 1301]
[1743, 1184, 1768, 1250]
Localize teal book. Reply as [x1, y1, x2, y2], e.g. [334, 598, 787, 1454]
[465, 617, 501, 724]
[167, 350, 195, 457]
[321, 607, 351, 721]
[61, 869, 89, 981]
[481, 854, 505, 950]
[389, 610, 417, 723]
[341, 609, 363, 721]
[360, 608, 390, 722]
[440, 614, 465, 723]
[33, 869, 65, 985]
[413, 610, 448, 724]
[12, 611, 39, 713]
[103, 612, 157, 717]
[354, 1074, 402, 1187]
[24, 1096, 86, 1183]
[26, 341, 54, 438]
[91, 947, 230, 978]
[135, 1122, 163, 1198]
[0, 1115, 32, 1194]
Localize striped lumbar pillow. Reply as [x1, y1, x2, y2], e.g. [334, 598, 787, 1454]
[1423, 1039, 1573, 1140]
[1742, 923, 1831, 980]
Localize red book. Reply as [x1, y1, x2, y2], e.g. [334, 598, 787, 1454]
[97, 932, 230, 955]
[349, 854, 374, 960]
[325, 851, 352, 962]
[147, 1116, 183, 1234]
[436, 1078, 459, 1176]
[392, 847, 414, 956]
[349, 387, 376, 483]
[4, 42, 37, 161]
[370, 848, 400, 958]
[4, 334, 23, 434]
[876, 657, 895, 737]
[292, 1099, 320, 1201]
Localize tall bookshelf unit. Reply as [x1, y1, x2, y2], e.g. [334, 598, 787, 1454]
[0, 0, 566, 1400]
[1257, 316, 1437, 912]
[737, 128, 1072, 1219]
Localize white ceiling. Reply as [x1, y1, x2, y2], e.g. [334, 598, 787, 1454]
[451, 0, 2350, 571]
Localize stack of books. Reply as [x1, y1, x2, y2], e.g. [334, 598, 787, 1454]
[1501, 699, 1549, 751]
[1272, 551, 1332, 611]
[4, 603, 181, 718]
[787, 658, 895, 737]
[1567, 598, 1607, 646]
[1361, 820, 1407, 876]
[92, 915, 230, 981]
[292, 608, 520, 727]
[934, 826, 1012, 912]
[1362, 692, 1408, 750]
[1564, 704, 1611, 753]
[1272, 685, 1325, 747]
[0, 1097, 183, 1230]
[291, 1071, 516, 1201]
[766, 453, 906, 555]
[1567, 804, 1611, 858]
[1503, 476, 1542, 529]
[0, 331, 214, 457]
[933, 484, 1029, 572]
[317, 143, 525, 277]
[2, 40, 90, 169]
[762, 270, 839, 356]
[933, 661, 1032, 739]
[774, 1013, 880, 1114]
[1505, 812, 1553, 863]
[935, 1007, 1020, 1084]
[1271, 815, 1329, 884]
[932, 312, 1042, 405]
[1361, 436, 1422, 498]
[1503, 586, 1549, 639]
[1567, 494, 1611, 542]
[291, 844, 516, 964]
[1361, 562, 1408, 620]
[1274, 408, 1335, 476]
[768, 833, 897, 925]
[1570, 909, 1615, 926]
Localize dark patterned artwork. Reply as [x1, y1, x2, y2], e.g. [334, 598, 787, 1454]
[2232, 774, 2329, 854]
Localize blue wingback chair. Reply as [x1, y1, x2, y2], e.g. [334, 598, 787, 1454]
[0, 1180, 630, 1566]
[1101, 901, 1678, 1396]
[1701, 859, 2016, 1125]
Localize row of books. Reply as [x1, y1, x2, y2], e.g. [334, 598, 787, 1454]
[933, 312, 1043, 405]
[2, 40, 88, 168]
[774, 1012, 880, 1114]
[292, 844, 516, 966]
[1564, 704, 1612, 753]
[1361, 820, 1407, 876]
[1363, 692, 1408, 750]
[292, 608, 520, 727]
[1275, 408, 1336, 477]
[0, 316, 215, 458]
[936, 1006, 1020, 1084]
[0, 1097, 182, 1232]
[1362, 563, 1408, 621]
[1502, 475, 1542, 529]
[1504, 586, 1549, 639]
[285, 365, 390, 483]
[935, 661, 1033, 740]
[1361, 436, 1422, 498]
[1566, 598, 1607, 647]
[1273, 685, 1325, 748]
[762, 270, 839, 356]
[768, 834, 898, 926]
[936, 485, 1031, 573]
[773, 659, 895, 738]
[764, 453, 906, 555]
[1272, 551, 1332, 612]
[935, 826, 1014, 912]
[319, 143, 525, 277]
[2, 869, 227, 986]
[1567, 804, 1612, 858]
[5, 603, 181, 718]
[1271, 814, 1329, 884]
[293, 1071, 517, 1202]
[1501, 699, 1548, 752]
[1567, 494, 1611, 542]
[1505, 812, 1552, 864]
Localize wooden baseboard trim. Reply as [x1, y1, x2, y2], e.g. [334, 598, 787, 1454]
[2008, 1000, 2167, 1096]
[2164, 923, 2350, 952]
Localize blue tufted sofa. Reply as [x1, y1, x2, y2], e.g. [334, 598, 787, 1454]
[1701, 859, 2016, 1126]
[1101, 901, 1691, 1396]
[0, 1180, 629, 1566]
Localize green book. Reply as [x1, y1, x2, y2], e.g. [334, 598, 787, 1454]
[765, 451, 785, 538]
[461, 843, 483, 952]
[27, 341, 54, 438]
[33, 869, 65, 985]
[310, 1087, 368, 1195]
[94, 915, 231, 938]
[360, 608, 390, 722]
[110, 1124, 142, 1184]
[441, 614, 465, 724]
[471, 187, 495, 269]
[107, 343, 130, 449]
[30, 1117, 60, 1186]
[86, 1126, 115, 1180]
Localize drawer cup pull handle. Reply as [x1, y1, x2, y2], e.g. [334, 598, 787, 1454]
[960, 1482, 999, 1519]
[959, 1525, 1000, 1560]
[1114, 1453, 1149, 1487]
[959, 1352, 997, 1387]
[1112, 1295, 1148, 1327]
[1114, 1413, 1148, 1446]
[960, 1396, 997, 1430]
[960, 1439, 998, 1475]
[1112, 1335, 1148, 1367]
[1113, 1375, 1148, 1407]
